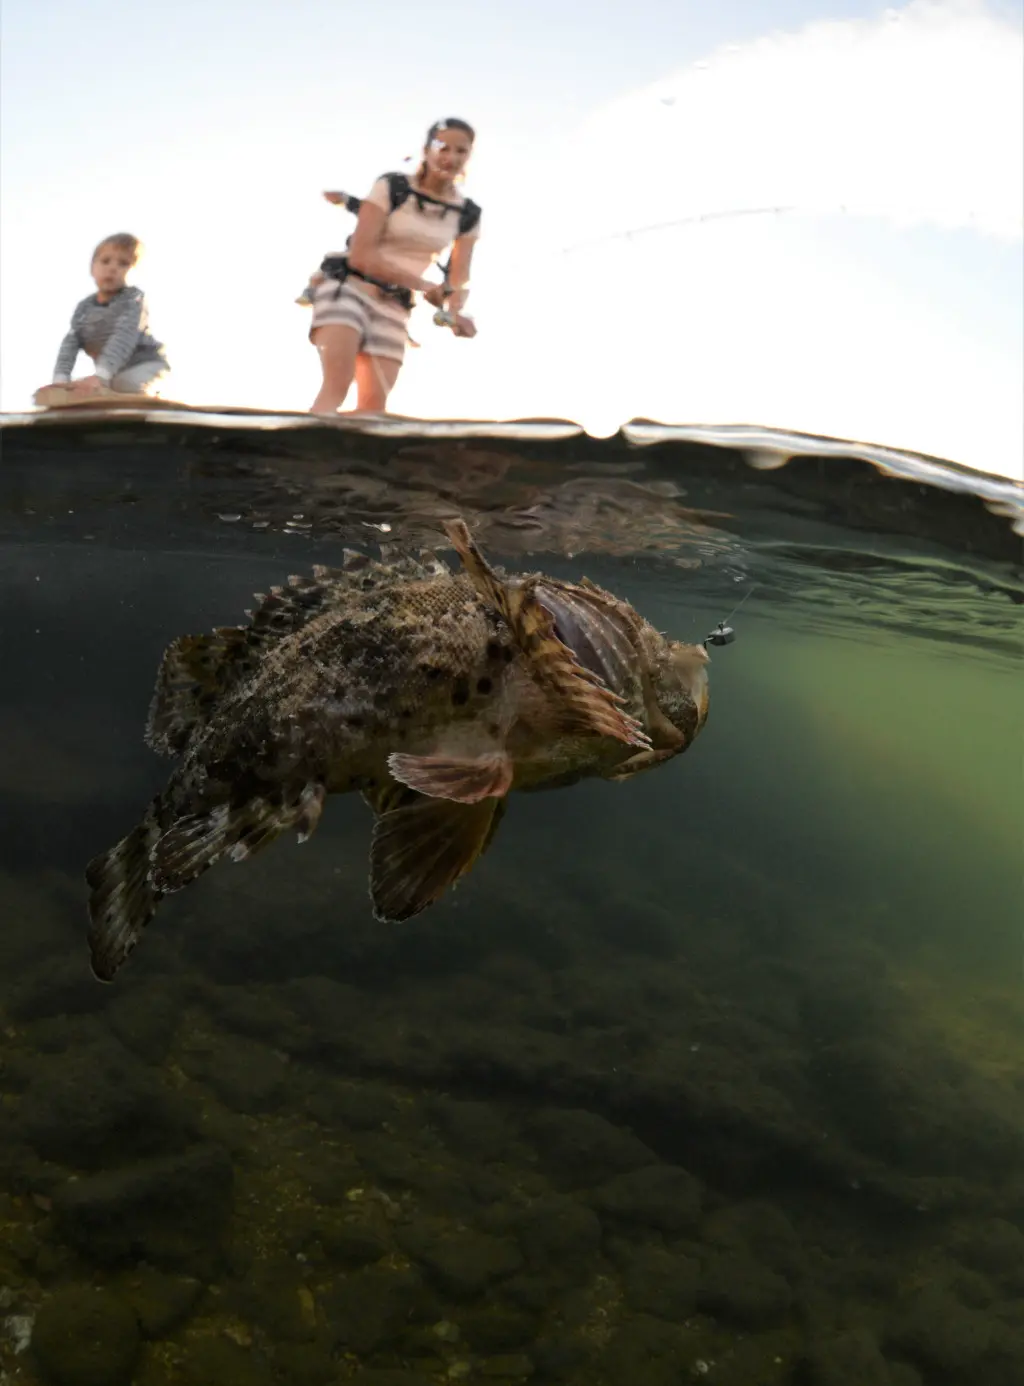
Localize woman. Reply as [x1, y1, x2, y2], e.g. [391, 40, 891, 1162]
[308, 117, 481, 416]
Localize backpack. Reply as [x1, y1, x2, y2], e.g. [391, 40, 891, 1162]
[335, 172, 482, 239]
[318, 174, 481, 308]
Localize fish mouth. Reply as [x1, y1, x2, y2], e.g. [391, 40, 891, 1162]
[692, 663, 710, 730]
[536, 584, 635, 695]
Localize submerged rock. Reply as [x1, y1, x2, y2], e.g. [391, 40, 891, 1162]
[229, 1256, 321, 1344]
[602, 1315, 689, 1386]
[5, 956, 111, 1024]
[178, 1032, 289, 1114]
[105, 983, 183, 1065]
[353, 1371, 437, 1386]
[589, 1162, 703, 1232]
[321, 1266, 426, 1354]
[121, 1268, 203, 1338]
[173, 1335, 274, 1386]
[406, 1228, 524, 1301]
[698, 1250, 793, 1328]
[522, 1108, 657, 1190]
[622, 1246, 700, 1321]
[512, 1196, 602, 1276]
[479, 1354, 536, 1378]
[800, 1328, 893, 1386]
[531, 1332, 593, 1381]
[17, 1038, 194, 1169]
[31, 1286, 140, 1386]
[886, 1285, 995, 1376]
[461, 1306, 539, 1352]
[950, 1218, 1024, 1291]
[427, 1095, 516, 1162]
[314, 1218, 389, 1268]
[52, 1142, 233, 1271]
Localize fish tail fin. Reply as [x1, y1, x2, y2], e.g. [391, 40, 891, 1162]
[151, 782, 326, 894]
[86, 796, 167, 982]
[87, 782, 326, 981]
[443, 517, 650, 749]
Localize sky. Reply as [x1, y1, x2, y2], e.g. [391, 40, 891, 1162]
[1, 0, 1021, 479]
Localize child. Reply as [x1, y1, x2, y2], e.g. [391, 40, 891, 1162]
[43, 233, 170, 400]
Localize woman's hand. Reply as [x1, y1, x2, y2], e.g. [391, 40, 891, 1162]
[422, 283, 448, 309]
[452, 314, 477, 338]
[322, 191, 347, 205]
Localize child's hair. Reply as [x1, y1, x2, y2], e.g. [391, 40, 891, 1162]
[91, 232, 143, 268]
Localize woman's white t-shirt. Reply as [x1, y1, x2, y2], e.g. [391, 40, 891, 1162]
[362, 176, 481, 282]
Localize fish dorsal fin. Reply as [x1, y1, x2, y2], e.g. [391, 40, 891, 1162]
[442, 518, 651, 750]
[145, 627, 257, 756]
[145, 576, 348, 756]
[145, 546, 451, 757]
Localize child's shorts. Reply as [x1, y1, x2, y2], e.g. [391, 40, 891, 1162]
[110, 359, 170, 394]
[309, 280, 409, 364]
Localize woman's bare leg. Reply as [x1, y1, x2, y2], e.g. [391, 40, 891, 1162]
[310, 324, 362, 414]
[352, 353, 402, 413]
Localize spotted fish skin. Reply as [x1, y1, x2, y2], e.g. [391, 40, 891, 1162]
[86, 520, 711, 981]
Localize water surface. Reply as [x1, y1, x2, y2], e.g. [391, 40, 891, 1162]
[1, 407, 1022, 1386]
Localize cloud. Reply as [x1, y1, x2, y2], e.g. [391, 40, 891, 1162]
[557, 0, 1022, 244]
[411, 0, 1021, 476]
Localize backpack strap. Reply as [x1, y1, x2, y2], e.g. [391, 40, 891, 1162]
[458, 198, 482, 237]
[342, 176, 479, 235]
[383, 172, 412, 214]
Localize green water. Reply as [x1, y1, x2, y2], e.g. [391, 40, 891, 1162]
[0, 416, 1021, 1386]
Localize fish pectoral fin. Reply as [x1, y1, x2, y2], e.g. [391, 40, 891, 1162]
[442, 517, 649, 751]
[151, 781, 326, 893]
[369, 796, 507, 922]
[387, 749, 513, 803]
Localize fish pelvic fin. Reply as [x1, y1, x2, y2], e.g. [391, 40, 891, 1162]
[369, 795, 507, 922]
[86, 796, 168, 982]
[443, 517, 650, 750]
[150, 781, 327, 894]
[387, 749, 514, 803]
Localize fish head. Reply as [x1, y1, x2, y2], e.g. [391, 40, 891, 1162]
[647, 635, 711, 746]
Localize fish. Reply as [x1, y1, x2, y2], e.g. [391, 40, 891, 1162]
[85, 518, 712, 982]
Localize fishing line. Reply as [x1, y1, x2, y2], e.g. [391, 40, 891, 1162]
[704, 584, 756, 649]
[556, 204, 799, 257]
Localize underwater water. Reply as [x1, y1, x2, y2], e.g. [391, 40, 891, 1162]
[1, 407, 1022, 1386]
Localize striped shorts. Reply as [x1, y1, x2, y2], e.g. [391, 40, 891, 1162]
[309, 279, 410, 363]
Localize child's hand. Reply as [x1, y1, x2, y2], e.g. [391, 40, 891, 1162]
[72, 375, 106, 397]
[322, 191, 347, 205]
[452, 315, 477, 338]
